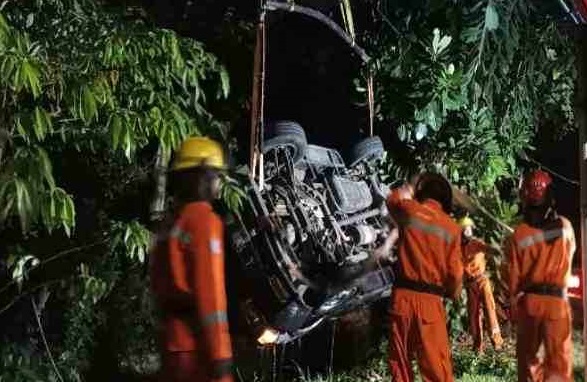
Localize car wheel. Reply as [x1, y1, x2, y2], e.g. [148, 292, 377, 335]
[263, 120, 308, 165]
[349, 136, 384, 167]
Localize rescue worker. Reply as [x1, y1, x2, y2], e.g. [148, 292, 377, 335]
[150, 137, 234, 382]
[507, 170, 575, 382]
[387, 172, 463, 382]
[457, 216, 503, 352]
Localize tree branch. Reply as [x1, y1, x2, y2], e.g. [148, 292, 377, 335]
[264, 1, 370, 63]
[32, 296, 65, 382]
[0, 239, 110, 299]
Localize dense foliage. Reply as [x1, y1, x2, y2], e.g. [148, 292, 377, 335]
[0, 0, 579, 380]
[369, 0, 575, 191]
[363, 0, 576, 333]
[0, 0, 237, 379]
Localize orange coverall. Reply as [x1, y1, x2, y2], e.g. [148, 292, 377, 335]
[150, 201, 233, 382]
[387, 188, 463, 382]
[507, 216, 575, 382]
[462, 239, 502, 352]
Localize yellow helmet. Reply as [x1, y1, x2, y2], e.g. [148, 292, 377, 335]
[457, 216, 475, 228]
[171, 137, 226, 171]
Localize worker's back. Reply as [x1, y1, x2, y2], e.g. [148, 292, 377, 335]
[508, 170, 575, 382]
[386, 179, 462, 382]
[508, 216, 574, 321]
[509, 217, 573, 290]
[389, 192, 462, 298]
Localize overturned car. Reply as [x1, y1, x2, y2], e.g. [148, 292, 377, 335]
[229, 121, 396, 345]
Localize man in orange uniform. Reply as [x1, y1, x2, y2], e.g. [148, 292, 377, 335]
[507, 170, 575, 382]
[387, 172, 463, 382]
[458, 216, 503, 352]
[150, 137, 234, 382]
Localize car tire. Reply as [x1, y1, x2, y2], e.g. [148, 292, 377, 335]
[263, 121, 308, 165]
[349, 136, 384, 167]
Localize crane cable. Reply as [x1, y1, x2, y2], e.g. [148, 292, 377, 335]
[249, 3, 267, 190]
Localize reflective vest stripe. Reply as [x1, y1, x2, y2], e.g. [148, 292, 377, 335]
[517, 228, 564, 249]
[202, 310, 228, 327]
[405, 216, 454, 244]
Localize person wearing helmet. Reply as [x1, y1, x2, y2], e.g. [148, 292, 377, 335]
[149, 137, 234, 382]
[457, 216, 503, 352]
[506, 169, 575, 382]
[386, 172, 463, 382]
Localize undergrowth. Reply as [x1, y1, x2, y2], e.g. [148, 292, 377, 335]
[297, 331, 585, 382]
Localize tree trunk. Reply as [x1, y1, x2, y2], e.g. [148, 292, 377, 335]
[149, 145, 169, 228]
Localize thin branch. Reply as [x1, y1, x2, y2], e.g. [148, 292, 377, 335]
[0, 279, 60, 316]
[373, 6, 428, 51]
[0, 238, 109, 298]
[520, 153, 579, 186]
[0, 259, 145, 317]
[32, 297, 65, 382]
[452, 186, 514, 233]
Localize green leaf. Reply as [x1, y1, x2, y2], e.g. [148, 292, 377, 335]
[220, 67, 229, 98]
[437, 35, 452, 54]
[397, 124, 408, 142]
[14, 179, 31, 231]
[123, 225, 132, 243]
[36, 146, 55, 188]
[20, 60, 41, 98]
[25, 13, 34, 28]
[0, 179, 14, 221]
[55, 191, 75, 236]
[33, 106, 46, 140]
[82, 86, 97, 123]
[485, 4, 499, 32]
[0, 56, 15, 83]
[11, 254, 39, 290]
[110, 114, 122, 149]
[14, 115, 28, 141]
[414, 123, 427, 141]
[49, 191, 56, 218]
[0, 13, 9, 37]
[123, 123, 132, 159]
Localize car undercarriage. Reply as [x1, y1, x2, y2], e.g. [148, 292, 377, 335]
[229, 121, 396, 344]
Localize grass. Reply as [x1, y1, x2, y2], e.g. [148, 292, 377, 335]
[297, 331, 585, 382]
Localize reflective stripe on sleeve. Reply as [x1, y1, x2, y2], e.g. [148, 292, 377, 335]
[405, 216, 454, 244]
[201, 310, 228, 327]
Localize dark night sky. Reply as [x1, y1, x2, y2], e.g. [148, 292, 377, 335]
[533, 129, 581, 253]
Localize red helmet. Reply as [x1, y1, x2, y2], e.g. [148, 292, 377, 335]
[520, 170, 553, 206]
